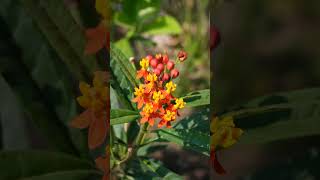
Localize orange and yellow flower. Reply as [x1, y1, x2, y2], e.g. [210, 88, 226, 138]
[132, 53, 187, 128]
[210, 116, 243, 174]
[70, 71, 109, 150]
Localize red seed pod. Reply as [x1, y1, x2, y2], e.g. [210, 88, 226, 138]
[146, 55, 153, 61]
[170, 69, 179, 79]
[156, 63, 164, 72]
[162, 55, 169, 64]
[155, 54, 163, 63]
[210, 25, 221, 51]
[177, 51, 187, 62]
[166, 61, 175, 70]
[150, 58, 158, 68]
[154, 68, 161, 76]
[162, 73, 170, 82]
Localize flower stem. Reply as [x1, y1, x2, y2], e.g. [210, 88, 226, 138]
[134, 123, 149, 147]
[118, 123, 149, 166]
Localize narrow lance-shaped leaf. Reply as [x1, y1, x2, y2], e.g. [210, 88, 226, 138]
[37, 0, 98, 71]
[111, 109, 139, 125]
[110, 44, 139, 108]
[139, 157, 182, 180]
[219, 88, 320, 145]
[0, 151, 96, 179]
[20, 170, 101, 180]
[0, 53, 78, 154]
[155, 128, 210, 156]
[20, 0, 90, 81]
[181, 89, 210, 108]
[0, 0, 87, 155]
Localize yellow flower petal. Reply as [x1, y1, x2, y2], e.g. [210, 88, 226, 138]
[77, 96, 92, 109]
[211, 116, 243, 149]
[79, 82, 91, 96]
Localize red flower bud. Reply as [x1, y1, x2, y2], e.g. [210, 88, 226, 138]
[171, 69, 179, 78]
[210, 25, 220, 50]
[162, 55, 169, 64]
[146, 55, 153, 61]
[155, 54, 163, 63]
[154, 68, 161, 76]
[162, 73, 170, 82]
[150, 58, 158, 68]
[177, 51, 187, 62]
[166, 61, 175, 70]
[156, 63, 164, 72]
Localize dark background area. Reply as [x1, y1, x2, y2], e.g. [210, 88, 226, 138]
[211, 0, 320, 179]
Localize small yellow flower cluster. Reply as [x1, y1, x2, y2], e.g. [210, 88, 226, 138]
[211, 116, 243, 149]
[210, 116, 243, 174]
[77, 71, 108, 117]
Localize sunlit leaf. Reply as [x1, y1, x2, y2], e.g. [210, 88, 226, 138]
[141, 15, 182, 35]
[111, 109, 139, 125]
[182, 89, 210, 108]
[154, 128, 210, 156]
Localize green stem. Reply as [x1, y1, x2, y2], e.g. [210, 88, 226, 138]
[118, 123, 149, 166]
[134, 123, 149, 147]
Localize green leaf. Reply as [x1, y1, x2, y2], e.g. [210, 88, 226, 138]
[20, 0, 97, 81]
[114, 38, 134, 58]
[110, 44, 139, 109]
[155, 128, 210, 156]
[139, 158, 182, 180]
[0, 50, 78, 154]
[36, 0, 98, 70]
[111, 109, 139, 125]
[141, 15, 182, 35]
[114, 0, 160, 29]
[220, 88, 320, 145]
[0, 1, 87, 155]
[0, 151, 96, 179]
[181, 89, 210, 108]
[21, 170, 101, 180]
[174, 106, 210, 133]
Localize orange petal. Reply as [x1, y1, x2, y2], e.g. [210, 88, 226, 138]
[84, 23, 108, 55]
[95, 156, 109, 173]
[210, 148, 226, 175]
[158, 120, 166, 128]
[148, 118, 154, 126]
[166, 122, 172, 128]
[70, 109, 93, 129]
[137, 100, 144, 109]
[214, 155, 226, 175]
[88, 115, 107, 149]
[136, 69, 145, 79]
[140, 117, 148, 124]
[102, 174, 108, 180]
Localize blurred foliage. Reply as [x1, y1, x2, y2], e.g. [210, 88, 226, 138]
[0, 0, 106, 179]
[211, 0, 320, 179]
[112, 0, 210, 96]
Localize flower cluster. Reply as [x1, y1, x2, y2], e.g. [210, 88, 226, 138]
[132, 52, 187, 128]
[210, 116, 243, 174]
[70, 71, 109, 150]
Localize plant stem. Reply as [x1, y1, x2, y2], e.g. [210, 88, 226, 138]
[134, 123, 149, 147]
[118, 123, 149, 166]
